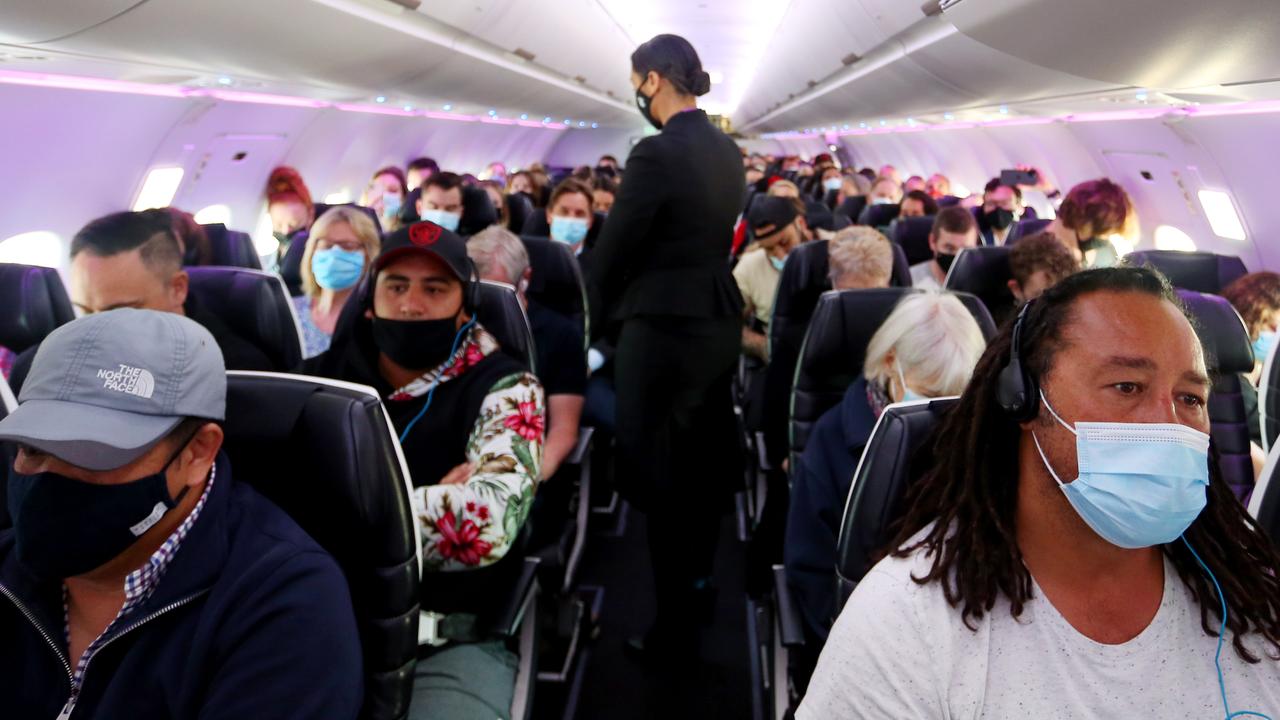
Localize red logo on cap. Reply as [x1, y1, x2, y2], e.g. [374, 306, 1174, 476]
[410, 222, 442, 246]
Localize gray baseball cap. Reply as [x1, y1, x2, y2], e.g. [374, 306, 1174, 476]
[0, 308, 226, 471]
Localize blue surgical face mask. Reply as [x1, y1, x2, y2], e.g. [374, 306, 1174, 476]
[550, 216, 589, 246]
[1252, 330, 1275, 364]
[895, 359, 927, 402]
[872, 196, 896, 205]
[1032, 389, 1209, 549]
[422, 209, 461, 232]
[823, 178, 843, 192]
[769, 255, 786, 272]
[311, 246, 365, 291]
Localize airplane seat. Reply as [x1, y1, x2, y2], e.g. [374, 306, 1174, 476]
[315, 203, 384, 235]
[889, 215, 936, 266]
[1262, 334, 1280, 453]
[1176, 289, 1255, 500]
[506, 192, 535, 235]
[1013, 217, 1052, 240]
[459, 185, 500, 237]
[221, 371, 420, 720]
[198, 223, 262, 269]
[521, 212, 550, 237]
[1125, 250, 1248, 293]
[856, 203, 900, 229]
[937, 195, 963, 208]
[835, 196, 867, 225]
[474, 280, 536, 373]
[944, 246, 1016, 327]
[1249, 441, 1280, 544]
[789, 288, 994, 467]
[519, 236, 588, 340]
[0, 263, 75, 354]
[185, 267, 303, 372]
[584, 210, 607, 251]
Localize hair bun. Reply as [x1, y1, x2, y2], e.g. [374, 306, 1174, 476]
[692, 70, 712, 96]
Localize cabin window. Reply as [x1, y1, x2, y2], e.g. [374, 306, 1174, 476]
[133, 167, 185, 211]
[1154, 224, 1196, 252]
[193, 204, 232, 227]
[1197, 190, 1246, 241]
[0, 231, 63, 268]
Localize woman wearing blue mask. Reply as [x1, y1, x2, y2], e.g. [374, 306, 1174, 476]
[545, 178, 594, 254]
[360, 166, 408, 233]
[294, 206, 381, 358]
[1222, 271, 1280, 451]
[784, 291, 985, 675]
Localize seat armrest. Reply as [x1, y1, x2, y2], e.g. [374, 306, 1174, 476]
[494, 557, 541, 638]
[755, 431, 773, 472]
[772, 565, 806, 648]
[566, 426, 595, 466]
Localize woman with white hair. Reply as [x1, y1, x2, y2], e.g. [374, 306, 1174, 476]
[782, 291, 986, 682]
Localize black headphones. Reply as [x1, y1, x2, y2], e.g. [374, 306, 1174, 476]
[996, 300, 1040, 422]
[462, 258, 482, 316]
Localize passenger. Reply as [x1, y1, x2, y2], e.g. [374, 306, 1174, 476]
[303, 221, 544, 719]
[858, 167, 877, 182]
[1045, 178, 1136, 267]
[597, 154, 620, 172]
[736, 197, 803, 361]
[589, 33, 744, 657]
[768, 178, 801, 199]
[546, 178, 595, 256]
[785, 293, 983, 674]
[360, 165, 408, 233]
[508, 170, 535, 197]
[867, 176, 902, 205]
[9, 210, 273, 392]
[926, 173, 952, 199]
[416, 171, 466, 233]
[406, 156, 440, 192]
[1008, 231, 1079, 305]
[1221, 271, 1280, 448]
[265, 165, 314, 264]
[571, 165, 595, 183]
[899, 189, 938, 218]
[484, 161, 508, 186]
[976, 178, 1026, 246]
[878, 165, 901, 185]
[903, 175, 926, 194]
[745, 161, 767, 188]
[294, 206, 382, 358]
[593, 176, 618, 215]
[0, 309, 362, 718]
[479, 180, 509, 230]
[800, 267, 1280, 717]
[467, 226, 585, 481]
[819, 166, 844, 197]
[909, 206, 978, 290]
[164, 207, 212, 266]
[827, 226, 894, 291]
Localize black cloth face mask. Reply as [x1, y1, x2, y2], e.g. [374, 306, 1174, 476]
[8, 441, 193, 581]
[936, 251, 957, 272]
[635, 87, 662, 131]
[984, 208, 1015, 230]
[372, 316, 463, 371]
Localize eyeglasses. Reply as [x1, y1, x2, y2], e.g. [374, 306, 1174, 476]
[315, 238, 363, 252]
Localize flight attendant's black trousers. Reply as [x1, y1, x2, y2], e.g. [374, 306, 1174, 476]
[613, 314, 743, 634]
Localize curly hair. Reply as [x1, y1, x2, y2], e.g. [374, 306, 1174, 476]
[1058, 178, 1136, 242]
[1222, 271, 1280, 341]
[886, 266, 1280, 662]
[1009, 231, 1079, 287]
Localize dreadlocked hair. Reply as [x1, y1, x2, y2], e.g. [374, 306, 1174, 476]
[884, 266, 1280, 662]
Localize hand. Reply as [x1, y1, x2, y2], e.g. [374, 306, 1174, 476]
[1016, 164, 1056, 194]
[439, 462, 473, 485]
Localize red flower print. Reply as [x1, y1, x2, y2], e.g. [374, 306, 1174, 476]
[433, 511, 494, 566]
[388, 392, 412, 402]
[444, 342, 485, 377]
[476, 505, 490, 522]
[465, 501, 477, 514]
[503, 401, 544, 442]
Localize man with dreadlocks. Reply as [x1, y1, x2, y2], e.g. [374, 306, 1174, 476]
[800, 267, 1280, 717]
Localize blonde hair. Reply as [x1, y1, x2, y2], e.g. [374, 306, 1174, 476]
[467, 226, 530, 286]
[863, 292, 985, 397]
[828, 226, 893, 290]
[300, 206, 381, 298]
[768, 179, 800, 198]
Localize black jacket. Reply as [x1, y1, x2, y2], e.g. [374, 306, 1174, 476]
[588, 109, 744, 337]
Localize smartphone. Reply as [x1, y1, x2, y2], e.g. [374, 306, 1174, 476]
[1000, 168, 1038, 187]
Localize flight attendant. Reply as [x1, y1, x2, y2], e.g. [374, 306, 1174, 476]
[589, 34, 745, 656]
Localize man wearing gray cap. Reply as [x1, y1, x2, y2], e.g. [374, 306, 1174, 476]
[0, 309, 362, 719]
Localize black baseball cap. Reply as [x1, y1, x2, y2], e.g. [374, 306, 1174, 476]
[374, 220, 472, 282]
[749, 196, 800, 239]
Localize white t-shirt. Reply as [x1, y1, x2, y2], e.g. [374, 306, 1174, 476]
[733, 248, 782, 326]
[910, 261, 943, 290]
[799, 531, 1280, 719]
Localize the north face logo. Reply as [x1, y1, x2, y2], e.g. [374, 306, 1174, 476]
[410, 222, 442, 247]
[97, 364, 155, 399]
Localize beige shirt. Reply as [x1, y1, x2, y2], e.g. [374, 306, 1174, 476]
[733, 248, 782, 327]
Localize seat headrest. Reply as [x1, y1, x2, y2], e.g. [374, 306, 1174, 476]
[836, 398, 957, 589]
[836, 196, 867, 225]
[944, 246, 1014, 325]
[199, 223, 262, 269]
[0, 263, 75, 353]
[222, 371, 419, 718]
[890, 216, 936, 266]
[520, 236, 587, 330]
[315, 203, 383, 235]
[1127, 250, 1248, 293]
[185, 267, 302, 371]
[459, 185, 498, 237]
[521, 211, 551, 237]
[505, 192, 534, 234]
[857, 203, 900, 228]
[1176, 289, 1254, 374]
[474, 281, 535, 372]
[1014, 217, 1052, 240]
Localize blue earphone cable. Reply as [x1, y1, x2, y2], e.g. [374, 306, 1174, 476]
[1180, 536, 1273, 720]
[397, 317, 477, 444]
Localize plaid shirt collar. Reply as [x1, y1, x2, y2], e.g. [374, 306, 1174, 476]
[65, 463, 216, 689]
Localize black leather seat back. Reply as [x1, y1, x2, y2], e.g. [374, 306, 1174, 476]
[185, 267, 303, 371]
[198, 223, 262, 269]
[521, 236, 588, 339]
[1177, 289, 1255, 499]
[506, 193, 535, 235]
[222, 372, 418, 720]
[944, 246, 1015, 327]
[1008, 217, 1052, 243]
[790, 289, 994, 459]
[1253, 445, 1280, 545]
[836, 196, 867, 225]
[475, 280, 535, 372]
[521, 212, 550, 237]
[0, 263, 75, 353]
[459, 185, 498, 237]
[835, 398, 957, 605]
[890, 216, 936, 266]
[857, 203, 900, 229]
[1127, 251, 1248, 293]
[1262, 340, 1280, 452]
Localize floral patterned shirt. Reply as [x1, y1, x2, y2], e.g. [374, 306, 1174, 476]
[387, 324, 545, 572]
